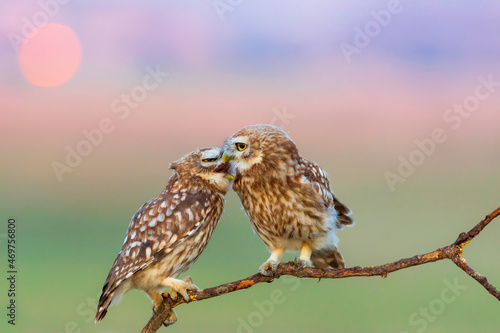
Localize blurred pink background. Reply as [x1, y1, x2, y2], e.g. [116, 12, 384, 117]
[2, 1, 500, 191]
[1, 1, 499, 332]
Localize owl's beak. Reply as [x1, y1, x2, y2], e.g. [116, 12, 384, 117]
[224, 174, 236, 181]
[215, 156, 235, 180]
[222, 152, 234, 163]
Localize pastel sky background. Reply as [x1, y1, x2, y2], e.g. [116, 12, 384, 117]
[1, 1, 499, 333]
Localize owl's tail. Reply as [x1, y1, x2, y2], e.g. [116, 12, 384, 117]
[310, 246, 345, 269]
[310, 196, 353, 268]
[333, 196, 354, 229]
[95, 283, 114, 323]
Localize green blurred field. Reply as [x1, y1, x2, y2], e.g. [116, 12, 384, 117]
[2, 155, 499, 333]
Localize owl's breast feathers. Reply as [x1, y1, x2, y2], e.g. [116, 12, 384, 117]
[232, 157, 339, 244]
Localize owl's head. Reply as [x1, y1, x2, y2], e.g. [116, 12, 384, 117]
[169, 147, 231, 193]
[222, 124, 299, 176]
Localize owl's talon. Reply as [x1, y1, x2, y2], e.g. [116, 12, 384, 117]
[151, 304, 178, 327]
[171, 280, 199, 302]
[163, 309, 178, 327]
[294, 257, 312, 268]
[259, 259, 278, 276]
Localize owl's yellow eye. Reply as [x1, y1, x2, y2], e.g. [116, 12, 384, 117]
[235, 143, 247, 151]
[202, 158, 217, 162]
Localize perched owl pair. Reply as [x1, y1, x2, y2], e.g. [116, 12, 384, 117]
[95, 124, 354, 324]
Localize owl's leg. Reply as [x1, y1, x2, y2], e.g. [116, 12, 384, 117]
[294, 242, 313, 268]
[146, 291, 178, 327]
[259, 248, 284, 276]
[146, 290, 164, 309]
[161, 276, 199, 302]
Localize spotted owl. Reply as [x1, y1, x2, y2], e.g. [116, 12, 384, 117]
[95, 147, 231, 324]
[222, 124, 354, 276]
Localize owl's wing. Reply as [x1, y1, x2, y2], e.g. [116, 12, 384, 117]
[302, 159, 354, 229]
[97, 190, 219, 317]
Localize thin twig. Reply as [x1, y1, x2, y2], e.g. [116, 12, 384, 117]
[142, 206, 500, 333]
[451, 256, 500, 300]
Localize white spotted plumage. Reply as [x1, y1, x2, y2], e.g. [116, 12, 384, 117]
[96, 147, 231, 323]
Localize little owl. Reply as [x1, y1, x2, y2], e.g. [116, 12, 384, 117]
[95, 147, 230, 325]
[222, 124, 354, 276]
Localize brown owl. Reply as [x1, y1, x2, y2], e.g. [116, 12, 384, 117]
[222, 124, 354, 276]
[95, 147, 231, 325]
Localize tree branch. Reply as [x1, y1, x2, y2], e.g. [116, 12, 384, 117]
[142, 206, 500, 333]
